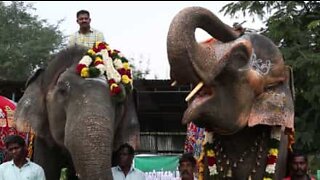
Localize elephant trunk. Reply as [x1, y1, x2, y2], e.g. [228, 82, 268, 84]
[167, 7, 244, 85]
[65, 113, 114, 180]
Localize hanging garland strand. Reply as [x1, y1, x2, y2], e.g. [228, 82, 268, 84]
[197, 127, 281, 180]
[76, 42, 133, 102]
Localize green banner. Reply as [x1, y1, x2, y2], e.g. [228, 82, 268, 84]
[134, 155, 179, 172]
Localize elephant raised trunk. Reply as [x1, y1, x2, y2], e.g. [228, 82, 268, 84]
[167, 6, 295, 179]
[167, 6, 246, 85]
[167, 6, 292, 135]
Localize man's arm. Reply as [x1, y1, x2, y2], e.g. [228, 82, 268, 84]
[97, 31, 105, 42]
[67, 34, 76, 47]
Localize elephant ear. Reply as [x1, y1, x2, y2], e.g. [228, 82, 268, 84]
[113, 90, 140, 151]
[248, 66, 294, 130]
[14, 68, 50, 140]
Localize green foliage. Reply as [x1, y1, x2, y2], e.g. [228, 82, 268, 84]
[220, 1, 320, 154]
[0, 1, 65, 81]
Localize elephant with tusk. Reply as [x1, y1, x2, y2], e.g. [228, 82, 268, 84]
[13, 45, 140, 180]
[167, 7, 295, 179]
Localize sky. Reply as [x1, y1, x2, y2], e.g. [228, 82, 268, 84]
[25, 1, 264, 79]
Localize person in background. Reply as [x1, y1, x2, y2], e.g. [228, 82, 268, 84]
[178, 152, 197, 180]
[111, 143, 146, 180]
[68, 9, 105, 48]
[283, 150, 315, 180]
[0, 134, 46, 180]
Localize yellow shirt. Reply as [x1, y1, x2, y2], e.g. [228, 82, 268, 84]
[68, 28, 105, 48]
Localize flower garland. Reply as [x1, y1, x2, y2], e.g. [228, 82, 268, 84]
[198, 127, 281, 180]
[76, 42, 133, 102]
[264, 127, 281, 180]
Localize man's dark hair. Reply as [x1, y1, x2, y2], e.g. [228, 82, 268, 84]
[76, 10, 90, 18]
[179, 152, 196, 167]
[4, 135, 26, 148]
[288, 149, 308, 165]
[117, 143, 134, 156]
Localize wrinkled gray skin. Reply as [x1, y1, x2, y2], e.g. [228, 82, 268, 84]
[167, 7, 294, 179]
[14, 46, 140, 180]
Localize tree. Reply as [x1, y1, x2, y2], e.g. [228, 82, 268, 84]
[220, 1, 320, 154]
[130, 54, 150, 79]
[0, 1, 65, 81]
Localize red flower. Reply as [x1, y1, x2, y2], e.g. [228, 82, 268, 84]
[126, 70, 132, 78]
[108, 79, 116, 85]
[267, 155, 277, 164]
[94, 61, 104, 66]
[118, 68, 126, 75]
[207, 157, 216, 166]
[76, 64, 86, 74]
[111, 86, 121, 96]
[92, 42, 108, 53]
[97, 42, 107, 51]
[92, 47, 99, 53]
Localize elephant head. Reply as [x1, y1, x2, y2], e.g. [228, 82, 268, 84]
[14, 45, 140, 180]
[167, 7, 294, 135]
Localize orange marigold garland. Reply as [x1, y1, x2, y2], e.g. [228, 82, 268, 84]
[76, 42, 133, 102]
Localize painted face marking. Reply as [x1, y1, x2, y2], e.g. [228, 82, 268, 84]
[249, 50, 272, 76]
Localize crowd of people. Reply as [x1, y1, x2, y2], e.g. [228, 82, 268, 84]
[0, 134, 316, 180]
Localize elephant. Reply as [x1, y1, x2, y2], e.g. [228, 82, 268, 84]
[13, 45, 140, 180]
[167, 7, 295, 179]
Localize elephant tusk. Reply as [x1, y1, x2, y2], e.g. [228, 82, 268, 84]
[171, 81, 177, 86]
[185, 82, 204, 102]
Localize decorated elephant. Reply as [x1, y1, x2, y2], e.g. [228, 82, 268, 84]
[167, 7, 295, 179]
[13, 43, 140, 180]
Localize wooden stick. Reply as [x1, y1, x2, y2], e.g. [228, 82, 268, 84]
[171, 81, 177, 86]
[185, 82, 204, 102]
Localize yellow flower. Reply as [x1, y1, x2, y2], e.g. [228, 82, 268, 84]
[87, 49, 96, 56]
[207, 149, 215, 157]
[121, 75, 131, 84]
[269, 148, 279, 156]
[80, 67, 89, 78]
[123, 62, 130, 70]
[95, 56, 102, 61]
[110, 83, 118, 90]
[94, 57, 103, 64]
[263, 178, 272, 180]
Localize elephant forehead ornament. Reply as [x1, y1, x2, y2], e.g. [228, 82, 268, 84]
[76, 41, 133, 102]
[167, 6, 295, 179]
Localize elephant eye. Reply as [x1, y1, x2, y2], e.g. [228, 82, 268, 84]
[56, 81, 70, 96]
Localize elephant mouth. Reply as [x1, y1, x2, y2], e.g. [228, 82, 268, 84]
[182, 84, 214, 125]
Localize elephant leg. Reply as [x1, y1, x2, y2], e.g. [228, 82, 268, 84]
[33, 137, 77, 180]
